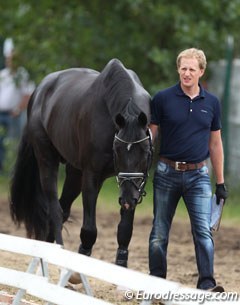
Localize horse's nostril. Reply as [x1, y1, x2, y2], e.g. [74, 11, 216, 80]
[118, 196, 138, 210]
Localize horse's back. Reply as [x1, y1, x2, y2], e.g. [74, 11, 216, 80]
[37, 68, 99, 99]
[30, 68, 99, 115]
[30, 68, 100, 125]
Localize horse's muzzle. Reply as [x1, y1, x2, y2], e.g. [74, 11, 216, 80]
[118, 197, 137, 210]
[117, 172, 146, 210]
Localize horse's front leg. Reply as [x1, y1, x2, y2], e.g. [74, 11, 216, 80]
[116, 207, 135, 267]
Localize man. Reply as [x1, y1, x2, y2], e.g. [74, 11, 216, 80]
[0, 46, 34, 172]
[148, 48, 228, 291]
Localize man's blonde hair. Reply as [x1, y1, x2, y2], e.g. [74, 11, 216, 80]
[176, 48, 207, 70]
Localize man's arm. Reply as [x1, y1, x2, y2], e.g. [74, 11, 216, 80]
[209, 130, 224, 184]
[149, 123, 159, 143]
[209, 129, 228, 203]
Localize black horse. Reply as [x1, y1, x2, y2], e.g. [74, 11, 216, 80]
[10, 58, 152, 269]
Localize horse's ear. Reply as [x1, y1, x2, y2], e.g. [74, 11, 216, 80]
[138, 112, 147, 127]
[115, 113, 125, 129]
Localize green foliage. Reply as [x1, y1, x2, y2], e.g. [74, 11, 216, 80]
[1, 0, 240, 93]
[0, 137, 19, 180]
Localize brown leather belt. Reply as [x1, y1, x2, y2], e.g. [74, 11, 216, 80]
[159, 157, 206, 171]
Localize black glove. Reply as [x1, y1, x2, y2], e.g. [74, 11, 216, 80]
[215, 183, 228, 205]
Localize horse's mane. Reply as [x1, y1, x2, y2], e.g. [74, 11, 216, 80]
[100, 59, 137, 116]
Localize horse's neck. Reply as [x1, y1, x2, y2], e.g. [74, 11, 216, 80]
[104, 80, 136, 118]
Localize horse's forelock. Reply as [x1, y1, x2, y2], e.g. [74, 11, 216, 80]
[119, 101, 147, 140]
[124, 99, 143, 119]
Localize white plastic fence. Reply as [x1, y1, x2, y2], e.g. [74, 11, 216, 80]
[0, 233, 239, 305]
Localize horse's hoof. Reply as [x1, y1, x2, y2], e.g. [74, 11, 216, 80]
[68, 272, 82, 284]
[66, 282, 79, 291]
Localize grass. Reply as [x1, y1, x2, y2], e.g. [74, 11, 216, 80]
[96, 176, 240, 224]
[0, 175, 11, 197]
[1, 168, 239, 225]
[1, 137, 239, 224]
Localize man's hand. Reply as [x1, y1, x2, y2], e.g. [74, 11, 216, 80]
[215, 183, 228, 205]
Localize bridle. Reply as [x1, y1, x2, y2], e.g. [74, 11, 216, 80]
[113, 128, 153, 204]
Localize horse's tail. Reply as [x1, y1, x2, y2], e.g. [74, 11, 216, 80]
[10, 127, 48, 240]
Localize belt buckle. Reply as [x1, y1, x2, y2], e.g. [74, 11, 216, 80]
[175, 161, 186, 171]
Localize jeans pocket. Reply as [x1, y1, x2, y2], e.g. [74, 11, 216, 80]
[155, 161, 168, 174]
[198, 165, 209, 176]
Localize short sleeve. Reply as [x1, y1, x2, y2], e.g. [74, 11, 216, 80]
[211, 98, 222, 131]
[150, 93, 161, 125]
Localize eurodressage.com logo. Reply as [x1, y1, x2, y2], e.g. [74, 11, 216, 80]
[124, 289, 239, 304]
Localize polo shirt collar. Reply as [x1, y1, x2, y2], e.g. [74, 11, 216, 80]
[175, 82, 206, 99]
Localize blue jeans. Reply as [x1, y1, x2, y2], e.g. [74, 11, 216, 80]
[0, 112, 11, 170]
[149, 161, 216, 290]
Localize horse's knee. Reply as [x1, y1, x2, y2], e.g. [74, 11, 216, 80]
[79, 227, 97, 254]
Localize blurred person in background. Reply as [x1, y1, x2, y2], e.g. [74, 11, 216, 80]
[0, 38, 35, 173]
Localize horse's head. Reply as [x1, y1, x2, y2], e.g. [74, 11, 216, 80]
[113, 110, 153, 210]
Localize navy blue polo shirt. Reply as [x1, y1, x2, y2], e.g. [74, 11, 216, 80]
[151, 83, 222, 163]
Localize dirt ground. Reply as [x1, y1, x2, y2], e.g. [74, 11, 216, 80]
[0, 197, 240, 304]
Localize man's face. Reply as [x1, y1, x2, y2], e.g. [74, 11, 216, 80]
[178, 57, 204, 89]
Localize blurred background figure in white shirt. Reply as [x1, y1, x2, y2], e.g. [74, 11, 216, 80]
[0, 38, 35, 173]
